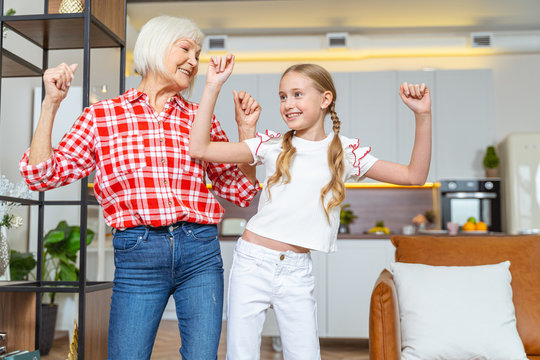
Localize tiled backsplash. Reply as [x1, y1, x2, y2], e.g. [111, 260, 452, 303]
[214, 185, 438, 235]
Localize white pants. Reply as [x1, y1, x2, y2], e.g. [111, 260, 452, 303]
[226, 239, 321, 360]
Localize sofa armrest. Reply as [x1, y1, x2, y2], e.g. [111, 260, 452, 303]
[369, 269, 401, 360]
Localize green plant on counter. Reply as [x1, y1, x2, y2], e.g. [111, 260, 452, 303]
[483, 146, 500, 169]
[340, 204, 357, 225]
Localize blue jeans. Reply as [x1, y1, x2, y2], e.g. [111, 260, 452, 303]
[107, 222, 224, 360]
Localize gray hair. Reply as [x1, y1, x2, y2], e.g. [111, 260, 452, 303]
[133, 16, 204, 94]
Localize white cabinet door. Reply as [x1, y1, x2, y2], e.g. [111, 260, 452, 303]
[348, 72, 399, 164]
[434, 70, 494, 179]
[326, 239, 395, 338]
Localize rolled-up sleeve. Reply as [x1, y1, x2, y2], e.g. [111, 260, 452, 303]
[205, 115, 260, 207]
[19, 107, 96, 191]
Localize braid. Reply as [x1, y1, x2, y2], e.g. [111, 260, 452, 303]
[320, 100, 345, 222]
[330, 102, 341, 134]
[266, 130, 296, 199]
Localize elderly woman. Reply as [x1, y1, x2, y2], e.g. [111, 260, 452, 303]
[19, 16, 259, 360]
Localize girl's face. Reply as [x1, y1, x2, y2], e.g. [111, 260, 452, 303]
[279, 71, 331, 140]
[163, 38, 201, 91]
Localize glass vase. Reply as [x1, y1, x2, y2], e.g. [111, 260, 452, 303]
[0, 226, 10, 280]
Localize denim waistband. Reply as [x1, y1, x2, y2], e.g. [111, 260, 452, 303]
[112, 220, 188, 235]
[145, 220, 187, 232]
[236, 238, 311, 267]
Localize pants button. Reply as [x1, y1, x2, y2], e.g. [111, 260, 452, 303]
[280, 254, 285, 261]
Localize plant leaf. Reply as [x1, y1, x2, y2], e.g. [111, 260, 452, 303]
[58, 261, 78, 282]
[9, 250, 36, 280]
[66, 227, 95, 254]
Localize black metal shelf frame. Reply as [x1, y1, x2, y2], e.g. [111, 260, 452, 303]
[0, 281, 113, 293]
[0, 0, 126, 358]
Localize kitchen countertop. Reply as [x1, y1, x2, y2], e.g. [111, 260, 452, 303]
[219, 232, 511, 241]
[219, 234, 392, 241]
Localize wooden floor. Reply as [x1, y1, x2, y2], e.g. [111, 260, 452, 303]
[43, 320, 369, 359]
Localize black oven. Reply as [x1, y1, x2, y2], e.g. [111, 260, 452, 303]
[440, 179, 501, 232]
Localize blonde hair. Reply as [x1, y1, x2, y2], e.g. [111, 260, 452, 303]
[133, 16, 204, 96]
[266, 64, 345, 222]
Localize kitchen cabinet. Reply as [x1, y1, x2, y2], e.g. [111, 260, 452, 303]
[434, 70, 494, 179]
[189, 68, 493, 182]
[218, 239, 396, 340]
[347, 71, 399, 163]
[326, 239, 395, 337]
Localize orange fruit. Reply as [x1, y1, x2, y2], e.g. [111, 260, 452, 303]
[462, 221, 476, 231]
[475, 221, 488, 231]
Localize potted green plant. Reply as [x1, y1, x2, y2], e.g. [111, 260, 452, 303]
[483, 146, 500, 178]
[339, 204, 357, 234]
[8, 220, 94, 355]
[9, 221, 94, 355]
[40, 220, 94, 355]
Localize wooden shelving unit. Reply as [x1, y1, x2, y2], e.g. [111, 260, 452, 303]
[0, 0, 126, 358]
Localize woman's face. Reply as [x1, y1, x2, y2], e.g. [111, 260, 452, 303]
[163, 38, 201, 91]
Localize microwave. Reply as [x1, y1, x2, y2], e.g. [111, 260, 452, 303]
[440, 179, 501, 232]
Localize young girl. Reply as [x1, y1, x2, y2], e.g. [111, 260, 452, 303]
[190, 54, 431, 359]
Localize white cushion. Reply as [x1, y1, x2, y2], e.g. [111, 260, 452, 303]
[390, 261, 527, 360]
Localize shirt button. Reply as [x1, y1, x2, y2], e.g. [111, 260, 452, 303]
[159, 138, 164, 143]
[168, 200, 173, 205]
[158, 121, 162, 126]
[161, 158, 166, 164]
[164, 180, 168, 185]
[280, 254, 285, 261]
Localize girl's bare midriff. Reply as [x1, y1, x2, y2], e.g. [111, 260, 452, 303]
[242, 229, 310, 253]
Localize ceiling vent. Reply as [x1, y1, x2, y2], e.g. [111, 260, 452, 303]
[471, 32, 493, 48]
[207, 35, 227, 51]
[327, 32, 348, 49]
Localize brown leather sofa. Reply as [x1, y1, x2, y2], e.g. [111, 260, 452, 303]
[369, 235, 540, 360]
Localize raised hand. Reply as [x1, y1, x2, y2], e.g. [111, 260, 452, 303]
[399, 82, 431, 115]
[234, 90, 261, 130]
[43, 63, 78, 105]
[207, 54, 235, 87]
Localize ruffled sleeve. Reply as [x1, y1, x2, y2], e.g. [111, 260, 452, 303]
[342, 136, 378, 182]
[243, 130, 282, 166]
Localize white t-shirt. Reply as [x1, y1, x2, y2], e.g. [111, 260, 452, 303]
[243, 131, 378, 253]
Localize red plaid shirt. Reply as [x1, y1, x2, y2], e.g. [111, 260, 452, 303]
[20, 88, 259, 229]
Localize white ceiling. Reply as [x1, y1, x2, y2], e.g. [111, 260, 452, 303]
[127, 0, 540, 36]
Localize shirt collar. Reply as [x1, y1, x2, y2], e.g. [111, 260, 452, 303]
[123, 88, 191, 111]
[123, 88, 145, 103]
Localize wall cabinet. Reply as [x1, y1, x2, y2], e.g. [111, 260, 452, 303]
[189, 69, 494, 181]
